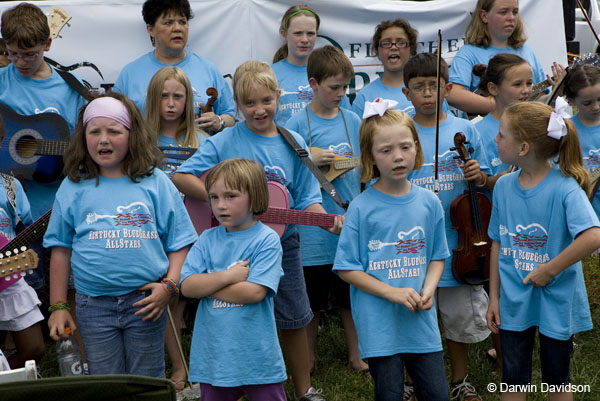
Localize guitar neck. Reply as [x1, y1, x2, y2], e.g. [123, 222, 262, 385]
[590, 167, 600, 183]
[530, 80, 550, 99]
[333, 157, 360, 170]
[258, 207, 336, 228]
[0, 209, 52, 253]
[35, 140, 69, 156]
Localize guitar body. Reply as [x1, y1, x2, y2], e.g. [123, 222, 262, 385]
[0, 102, 70, 182]
[185, 181, 290, 238]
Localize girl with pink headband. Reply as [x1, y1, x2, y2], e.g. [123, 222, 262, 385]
[44, 93, 197, 377]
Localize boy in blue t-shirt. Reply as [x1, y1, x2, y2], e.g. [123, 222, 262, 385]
[285, 45, 366, 374]
[0, 3, 87, 292]
[403, 53, 492, 401]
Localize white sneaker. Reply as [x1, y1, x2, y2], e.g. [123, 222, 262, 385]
[297, 387, 326, 401]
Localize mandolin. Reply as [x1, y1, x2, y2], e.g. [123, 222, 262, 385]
[309, 146, 360, 184]
[449, 133, 492, 285]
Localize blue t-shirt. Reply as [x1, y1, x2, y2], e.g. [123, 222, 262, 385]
[475, 113, 510, 176]
[408, 113, 491, 287]
[333, 185, 449, 358]
[272, 59, 350, 126]
[158, 133, 206, 178]
[180, 222, 286, 386]
[0, 64, 87, 221]
[176, 121, 322, 240]
[114, 51, 235, 118]
[449, 44, 545, 92]
[0, 177, 33, 241]
[286, 106, 361, 265]
[572, 115, 600, 218]
[43, 169, 197, 296]
[488, 168, 598, 340]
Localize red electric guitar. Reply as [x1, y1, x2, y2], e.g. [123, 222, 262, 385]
[0, 237, 39, 292]
[185, 180, 338, 238]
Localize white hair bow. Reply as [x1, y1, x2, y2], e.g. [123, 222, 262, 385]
[547, 96, 572, 140]
[362, 98, 398, 119]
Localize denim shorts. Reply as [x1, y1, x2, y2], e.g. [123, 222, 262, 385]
[76, 290, 167, 377]
[500, 327, 573, 386]
[369, 351, 449, 401]
[273, 232, 313, 329]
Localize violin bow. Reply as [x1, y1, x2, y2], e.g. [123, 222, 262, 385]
[575, 0, 600, 49]
[434, 29, 442, 197]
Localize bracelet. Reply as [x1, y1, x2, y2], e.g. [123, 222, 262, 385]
[216, 115, 225, 133]
[162, 278, 180, 297]
[48, 301, 71, 313]
[475, 172, 488, 188]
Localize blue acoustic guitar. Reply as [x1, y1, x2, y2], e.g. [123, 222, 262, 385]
[0, 101, 71, 182]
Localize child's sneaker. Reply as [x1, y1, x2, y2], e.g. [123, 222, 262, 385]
[451, 376, 482, 401]
[297, 387, 326, 401]
[403, 382, 416, 401]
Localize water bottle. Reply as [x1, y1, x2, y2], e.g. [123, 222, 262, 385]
[56, 327, 84, 376]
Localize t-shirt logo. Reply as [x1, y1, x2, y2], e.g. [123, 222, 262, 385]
[368, 226, 426, 254]
[281, 84, 313, 101]
[330, 143, 353, 159]
[584, 148, 600, 170]
[508, 223, 548, 250]
[86, 202, 154, 227]
[423, 149, 461, 173]
[264, 165, 288, 185]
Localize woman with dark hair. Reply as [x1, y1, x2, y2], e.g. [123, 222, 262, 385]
[114, 0, 235, 133]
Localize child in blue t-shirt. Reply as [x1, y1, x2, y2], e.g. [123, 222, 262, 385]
[447, 0, 549, 115]
[487, 101, 600, 400]
[146, 66, 207, 180]
[403, 52, 492, 400]
[44, 93, 197, 377]
[180, 158, 286, 401]
[285, 45, 365, 374]
[565, 64, 600, 219]
[172, 60, 342, 401]
[334, 104, 449, 400]
[0, 172, 45, 369]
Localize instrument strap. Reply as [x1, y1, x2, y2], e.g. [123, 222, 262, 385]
[277, 125, 349, 210]
[44, 57, 94, 101]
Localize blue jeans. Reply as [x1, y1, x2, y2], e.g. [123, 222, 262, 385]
[76, 290, 167, 377]
[500, 327, 573, 386]
[369, 351, 449, 401]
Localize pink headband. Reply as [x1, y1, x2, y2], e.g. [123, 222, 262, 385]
[83, 97, 131, 129]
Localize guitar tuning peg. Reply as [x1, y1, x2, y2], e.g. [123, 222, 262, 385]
[13, 248, 19, 254]
[4, 276, 10, 281]
[5, 250, 11, 257]
[20, 246, 26, 252]
[28, 270, 33, 275]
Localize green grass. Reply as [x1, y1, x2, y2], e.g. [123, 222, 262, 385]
[38, 256, 600, 400]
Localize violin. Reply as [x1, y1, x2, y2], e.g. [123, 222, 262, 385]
[449, 132, 492, 285]
[196, 87, 218, 118]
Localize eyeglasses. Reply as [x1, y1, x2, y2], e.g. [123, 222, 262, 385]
[379, 40, 409, 49]
[408, 84, 439, 94]
[4, 45, 44, 62]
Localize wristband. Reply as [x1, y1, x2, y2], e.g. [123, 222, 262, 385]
[162, 277, 180, 297]
[216, 115, 225, 132]
[48, 301, 71, 313]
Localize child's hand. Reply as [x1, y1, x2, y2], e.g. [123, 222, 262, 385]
[547, 62, 566, 87]
[227, 259, 250, 283]
[327, 214, 345, 236]
[134, 282, 171, 321]
[387, 287, 421, 312]
[486, 299, 501, 334]
[48, 310, 77, 341]
[522, 264, 554, 287]
[418, 286, 435, 310]
[461, 159, 486, 185]
[311, 148, 335, 167]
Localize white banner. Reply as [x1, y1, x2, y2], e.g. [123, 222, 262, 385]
[0, 0, 566, 102]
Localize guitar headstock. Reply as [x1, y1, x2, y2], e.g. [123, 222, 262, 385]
[0, 247, 39, 281]
[48, 6, 72, 40]
[451, 132, 472, 163]
[571, 53, 600, 69]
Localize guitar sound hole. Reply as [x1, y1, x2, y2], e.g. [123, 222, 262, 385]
[15, 135, 37, 158]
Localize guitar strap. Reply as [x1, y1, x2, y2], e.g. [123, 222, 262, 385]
[277, 125, 349, 210]
[44, 57, 94, 101]
[0, 173, 22, 228]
